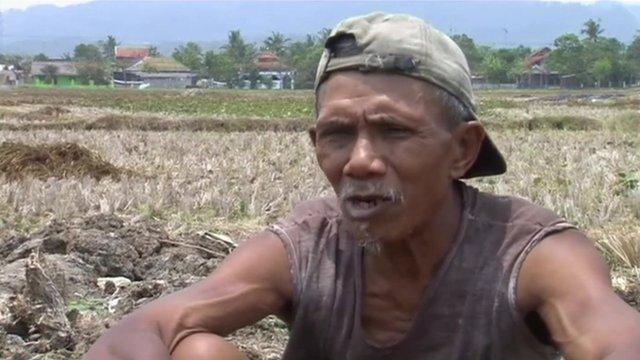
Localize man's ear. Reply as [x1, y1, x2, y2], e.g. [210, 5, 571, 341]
[308, 126, 318, 148]
[449, 121, 485, 179]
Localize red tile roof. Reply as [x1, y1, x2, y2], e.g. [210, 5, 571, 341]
[525, 47, 551, 69]
[255, 52, 289, 71]
[115, 46, 150, 59]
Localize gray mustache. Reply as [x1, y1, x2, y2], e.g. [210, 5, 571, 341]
[338, 180, 403, 203]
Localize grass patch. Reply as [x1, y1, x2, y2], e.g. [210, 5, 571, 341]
[0, 88, 316, 119]
[607, 112, 640, 132]
[0, 114, 313, 132]
[525, 115, 602, 130]
[477, 98, 521, 111]
[597, 234, 640, 269]
[615, 171, 639, 196]
[67, 298, 107, 312]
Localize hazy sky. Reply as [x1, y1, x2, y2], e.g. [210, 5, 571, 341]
[2, 0, 640, 12]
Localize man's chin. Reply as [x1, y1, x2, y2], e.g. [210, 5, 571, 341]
[340, 215, 395, 251]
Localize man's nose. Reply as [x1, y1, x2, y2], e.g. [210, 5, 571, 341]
[343, 136, 386, 179]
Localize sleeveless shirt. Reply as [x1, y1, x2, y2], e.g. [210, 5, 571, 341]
[268, 183, 575, 360]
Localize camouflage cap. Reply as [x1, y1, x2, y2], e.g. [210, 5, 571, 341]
[314, 12, 506, 178]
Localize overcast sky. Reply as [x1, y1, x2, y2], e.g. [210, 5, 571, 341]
[2, 0, 640, 12]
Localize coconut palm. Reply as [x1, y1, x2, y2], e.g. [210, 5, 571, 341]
[581, 18, 604, 42]
[101, 35, 119, 60]
[263, 31, 290, 58]
[223, 30, 255, 69]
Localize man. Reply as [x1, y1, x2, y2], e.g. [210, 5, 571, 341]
[87, 13, 640, 360]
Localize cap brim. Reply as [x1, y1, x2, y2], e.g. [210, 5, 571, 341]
[460, 108, 506, 178]
[462, 134, 506, 178]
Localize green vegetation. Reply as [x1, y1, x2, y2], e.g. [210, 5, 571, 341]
[67, 298, 107, 313]
[0, 88, 315, 118]
[2, 18, 638, 90]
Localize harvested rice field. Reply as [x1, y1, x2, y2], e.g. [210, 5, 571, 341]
[0, 87, 638, 359]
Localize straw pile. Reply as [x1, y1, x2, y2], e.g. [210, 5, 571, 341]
[0, 141, 122, 181]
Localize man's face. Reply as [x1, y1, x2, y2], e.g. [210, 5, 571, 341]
[311, 71, 459, 245]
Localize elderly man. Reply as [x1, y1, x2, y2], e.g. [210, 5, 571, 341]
[88, 13, 640, 360]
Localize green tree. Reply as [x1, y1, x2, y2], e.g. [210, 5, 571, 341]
[476, 46, 529, 83]
[480, 53, 508, 83]
[582, 18, 604, 42]
[451, 34, 482, 72]
[77, 60, 108, 85]
[223, 30, 256, 70]
[172, 42, 203, 72]
[0, 54, 25, 68]
[148, 46, 161, 57]
[203, 51, 236, 84]
[626, 32, 640, 78]
[316, 28, 332, 45]
[73, 43, 103, 61]
[41, 64, 59, 85]
[33, 53, 49, 61]
[591, 58, 613, 85]
[627, 32, 640, 61]
[284, 29, 330, 89]
[263, 31, 290, 57]
[101, 35, 118, 60]
[548, 33, 587, 81]
[548, 30, 630, 86]
[586, 36, 626, 86]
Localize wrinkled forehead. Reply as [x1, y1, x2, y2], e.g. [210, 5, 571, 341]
[315, 71, 445, 116]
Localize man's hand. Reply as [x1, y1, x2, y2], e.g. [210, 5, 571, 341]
[86, 231, 292, 359]
[517, 229, 640, 359]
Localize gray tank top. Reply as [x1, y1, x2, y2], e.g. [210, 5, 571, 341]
[268, 183, 574, 360]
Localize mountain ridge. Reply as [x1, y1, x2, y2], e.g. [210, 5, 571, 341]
[1, 1, 639, 57]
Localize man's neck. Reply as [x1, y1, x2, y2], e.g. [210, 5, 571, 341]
[367, 183, 464, 282]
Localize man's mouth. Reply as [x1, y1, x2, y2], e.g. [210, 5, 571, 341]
[342, 194, 396, 220]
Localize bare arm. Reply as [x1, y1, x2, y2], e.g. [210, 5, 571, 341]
[86, 231, 292, 359]
[517, 229, 640, 360]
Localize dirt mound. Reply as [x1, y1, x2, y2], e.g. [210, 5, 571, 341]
[0, 214, 287, 359]
[18, 106, 72, 121]
[0, 142, 123, 181]
[35, 106, 71, 117]
[526, 115, 603, 131]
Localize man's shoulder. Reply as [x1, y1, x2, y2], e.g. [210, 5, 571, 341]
[268, 196, 340, 245]
[288, 196, 340, 221]
[469, 185, 568, 229]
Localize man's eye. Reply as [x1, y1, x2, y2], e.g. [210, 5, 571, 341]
[382, 126, 411, 137]
[319, 128, 355, 139]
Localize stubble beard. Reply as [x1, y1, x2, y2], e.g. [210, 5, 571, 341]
[337, 180, 404, 254]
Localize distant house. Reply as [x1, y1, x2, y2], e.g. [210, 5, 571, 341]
[115, 45, 151, 63]
[113, 56, 194, 89]
[517, 48, 561, 88]
[470, 74, 487, 89]
[31, 60, 82, 86]
[0, 65, 20, 86]
[249, 52, 294, 90]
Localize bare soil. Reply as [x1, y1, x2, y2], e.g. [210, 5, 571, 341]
[0, 214, 288, 359]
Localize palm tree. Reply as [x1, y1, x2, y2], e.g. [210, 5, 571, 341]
[263, 31, 290, 57]
[101, 35, 119, 60]
[148, 46, 161, 57]
[41, 64, 59, 85]
[581, 18, 604, 42]
[223, 30, 255, 69]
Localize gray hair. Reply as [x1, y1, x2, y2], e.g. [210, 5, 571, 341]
[434, 88, 474, 131]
